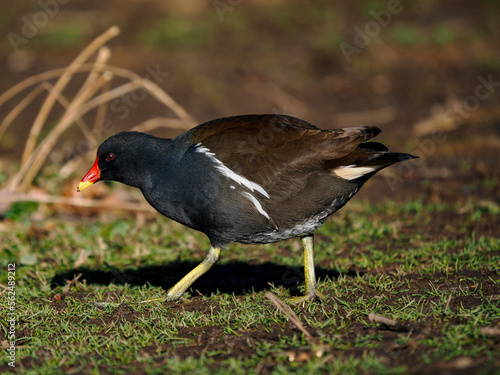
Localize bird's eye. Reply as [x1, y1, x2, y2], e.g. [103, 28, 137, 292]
[106, 153, 114, 161]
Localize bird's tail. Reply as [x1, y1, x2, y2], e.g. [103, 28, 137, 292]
[328, 142, 418, 181]
[358, 142, 418, 168]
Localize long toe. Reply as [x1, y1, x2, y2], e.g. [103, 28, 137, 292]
[287, 289, 326, 305]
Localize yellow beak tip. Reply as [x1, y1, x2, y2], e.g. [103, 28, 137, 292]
[77, 181, 94, 192]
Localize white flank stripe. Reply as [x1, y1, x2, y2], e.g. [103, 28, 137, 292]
[194, 144, 270, 199]
[241, 192, 270, 219]
[194, 144, 215, 156]
[214, 164, 270, 198]
[333, 164, 377, 180]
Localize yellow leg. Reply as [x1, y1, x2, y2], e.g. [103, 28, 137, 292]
[166, 246, 221, 301]
[288, 235, 325, 304]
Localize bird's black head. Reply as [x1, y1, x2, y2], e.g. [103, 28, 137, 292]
[77, 131, 166, 192]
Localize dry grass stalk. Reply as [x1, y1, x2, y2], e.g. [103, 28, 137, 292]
[59, 117, 188, 178]
[0, 25, 197, 213]
[2, 193, 154, 212]
[0, 63, 196, 129]
[13, 72, 113, 193]
[368, 312, 412, 333]
[14, 72, 195, 192]
[0, 82, 90, 141]
[368, 312, 397, 327]
[21, 26, 120, 164]
[131, 117, 189, 133]
[141, 79, 196, 125]
[0, 66, 88, 107]
[69, 46, 112, 147]
[265, 292, 314, 341]
[92, 76, 112, 146]
[62, 273, 83, 294]
[0, 64, 195, 145]
[480, 327, 500, 336]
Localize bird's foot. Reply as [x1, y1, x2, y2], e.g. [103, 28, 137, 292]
[287, 289, 326, 305]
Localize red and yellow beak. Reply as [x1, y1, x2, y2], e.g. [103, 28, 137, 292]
[77, 158, 101, 192]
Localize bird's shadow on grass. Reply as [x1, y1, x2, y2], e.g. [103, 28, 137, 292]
[51, 261, 357, 297]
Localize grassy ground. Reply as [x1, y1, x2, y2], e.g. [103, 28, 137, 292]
[1, 1, 500, 374]
[1, 198, 499, 374]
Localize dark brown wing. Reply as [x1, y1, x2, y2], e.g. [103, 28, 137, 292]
[179, 114, 381, 231]
[183, 114, 380, 183]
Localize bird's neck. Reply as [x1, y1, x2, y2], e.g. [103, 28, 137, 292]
[124, 137, 174, 191]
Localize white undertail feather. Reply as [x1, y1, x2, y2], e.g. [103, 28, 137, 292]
[333, 164, 377, 180]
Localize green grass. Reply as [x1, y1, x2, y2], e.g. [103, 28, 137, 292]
[1, 199, 499, 374]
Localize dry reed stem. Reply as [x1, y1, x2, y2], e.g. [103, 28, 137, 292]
[0, 64, 196, 142]
[59, 117, 187, 178]
[21, 26, 120, 164]
[0, 84, 46, 141]
[0, 68, 76, 107]
[69, 46, 112, 146]
[0, 82, 89, 142]
[78, 71, 197, 129]
[141, 79, 196, 126]
[79, 47, 111, 96]
[0, 26, 199, 214]
[2, 192, 154, 212]
[69, 77, 196, 134]
[12, 74, 113, 193]
[92, 77, 112, 146]
[78, 80, 142, 116]
[265, 292, 314, 341]
[9, 71, 188, 192]
[0, 64, 100, 108]
[131, 117, 188, 133]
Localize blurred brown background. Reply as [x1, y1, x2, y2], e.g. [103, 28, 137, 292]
[1, 0, 499, 205]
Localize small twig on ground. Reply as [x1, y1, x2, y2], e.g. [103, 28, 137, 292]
[265, 291, 314, 341]
[480, 327, 500, 336]
[443, 294, 453, 314]
[368, 312, 397, 327]
[0, 284, 9, 297]
[62, 273, 82, 294]
[24, 270, 46, 287]
[368, 312, 411, 332]
[138, 297, 165, 304]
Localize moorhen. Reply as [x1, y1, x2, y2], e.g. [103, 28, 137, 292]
[78, 114, 416, 303]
